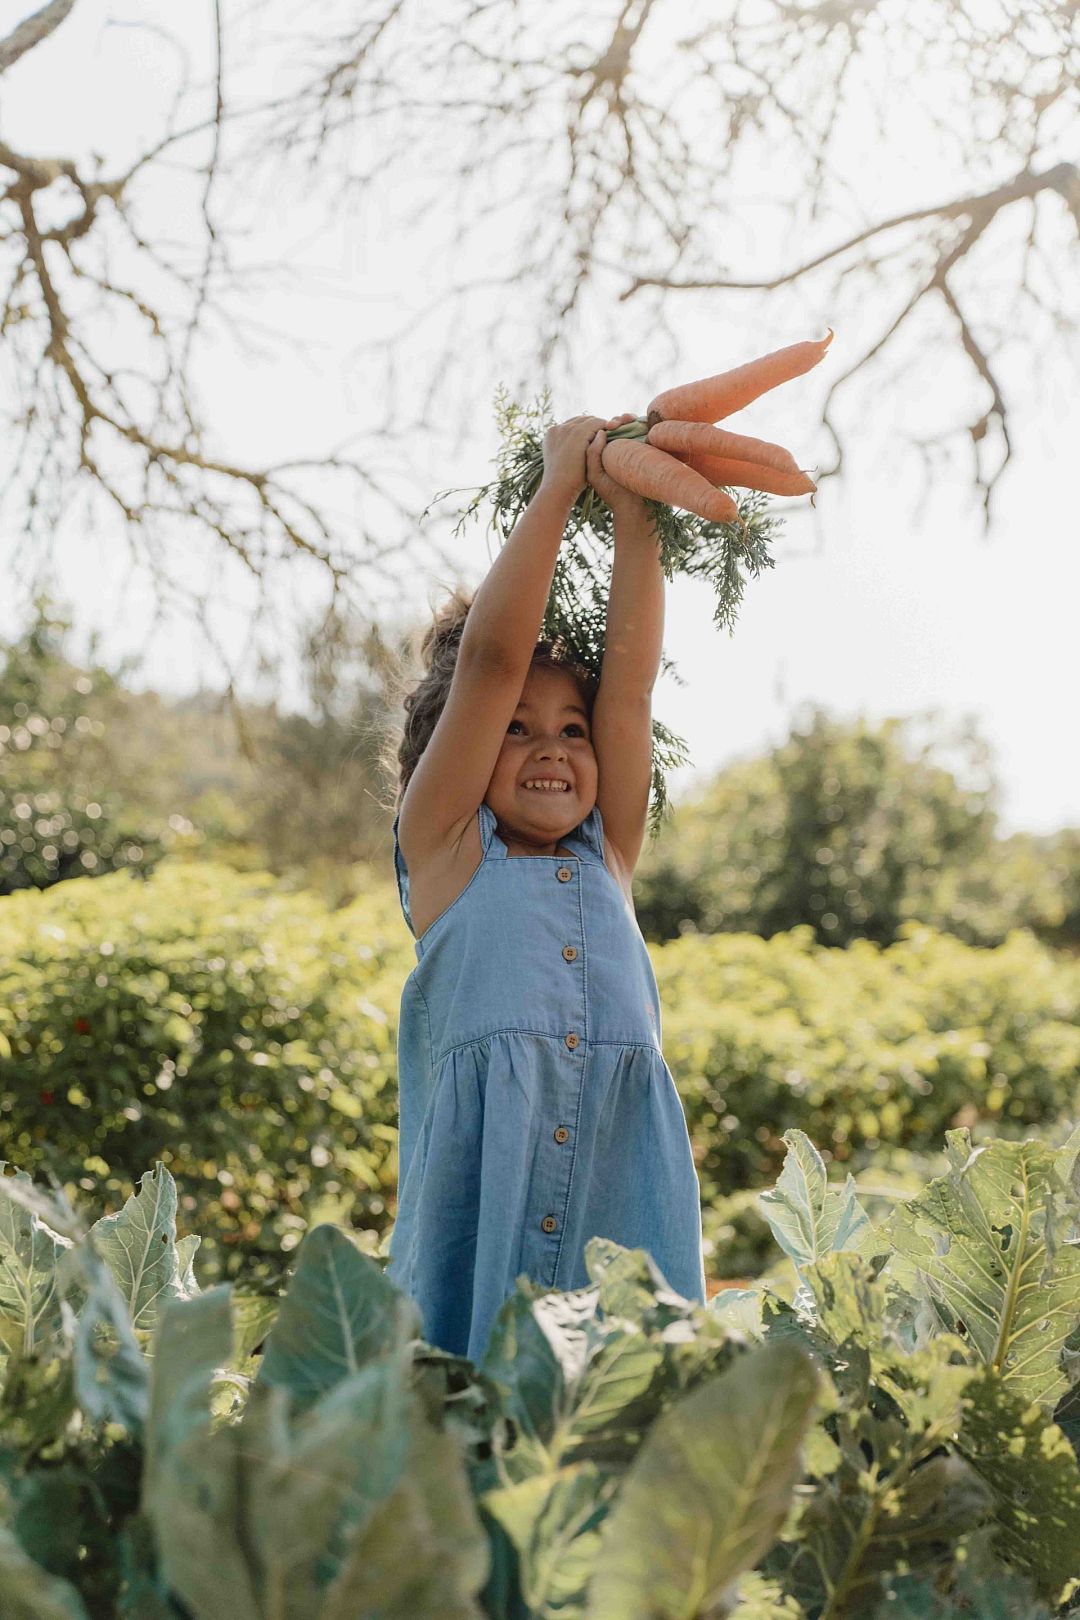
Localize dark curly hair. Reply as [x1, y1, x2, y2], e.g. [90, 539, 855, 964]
[378, 584, 599, 814]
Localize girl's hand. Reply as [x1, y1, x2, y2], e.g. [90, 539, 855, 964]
[586, 414, 650, 518]
[539, 414, 611, 503]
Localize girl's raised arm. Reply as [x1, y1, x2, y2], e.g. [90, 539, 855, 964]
[587, 462, 666, 879]
[398, 416, 606, 863]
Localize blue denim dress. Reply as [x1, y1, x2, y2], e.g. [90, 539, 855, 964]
[386, 798, 706, 1364]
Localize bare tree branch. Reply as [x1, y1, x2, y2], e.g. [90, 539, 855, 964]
[0, 0, 77, 75]
[242, 0, 1080, 526]
[0, 6, 461, 685]
[4, 0, 1079, 697]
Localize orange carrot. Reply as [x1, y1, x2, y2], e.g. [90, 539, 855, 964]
[681, 451, 816, 497]
[647, 330, 833, 425]
[601, 438, 740, 524]
[646, 419, 802, 475]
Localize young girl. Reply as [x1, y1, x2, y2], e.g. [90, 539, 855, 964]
[385, 411, 706, 1363]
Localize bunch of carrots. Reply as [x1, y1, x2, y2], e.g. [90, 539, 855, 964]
[590, 328, 834, 526]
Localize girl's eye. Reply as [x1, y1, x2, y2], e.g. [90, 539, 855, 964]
[507, 721, 587, 737]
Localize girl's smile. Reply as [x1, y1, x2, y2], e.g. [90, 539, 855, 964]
[485, 662, 598, 853]
[520, 776, 572, 793]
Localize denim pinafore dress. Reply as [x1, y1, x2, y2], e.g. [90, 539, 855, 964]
[386, 798, 706, 1364]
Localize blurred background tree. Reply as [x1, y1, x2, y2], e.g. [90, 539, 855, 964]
[5, 593, 1076, 950]
[0, 599, 169, 893]
[632, 706, 1080, 950]
[0, 595, 402, 900]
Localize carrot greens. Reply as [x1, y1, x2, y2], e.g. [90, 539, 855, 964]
[424, 385, 780, 841]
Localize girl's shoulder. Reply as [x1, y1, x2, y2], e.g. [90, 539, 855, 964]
[396, 809, 486, 943]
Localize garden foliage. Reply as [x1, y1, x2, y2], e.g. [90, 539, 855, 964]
[2, 1129, 1080, 1618]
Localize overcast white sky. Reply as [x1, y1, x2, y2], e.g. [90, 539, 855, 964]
[2, 2, 1078, 836]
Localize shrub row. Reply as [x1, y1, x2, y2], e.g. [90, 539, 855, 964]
[0, 861, 405, 1280]
[2, 859, 1078, 1282]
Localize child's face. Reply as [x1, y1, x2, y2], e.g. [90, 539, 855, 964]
[486, 663, 598, 843]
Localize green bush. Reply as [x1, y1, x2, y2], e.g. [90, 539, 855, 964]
[658, 923, 1080, 1271]
[0, 859, 406, 1281]
[3, 858, 1079, 1288]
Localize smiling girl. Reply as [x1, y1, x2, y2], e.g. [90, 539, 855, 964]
[383, 412, 706, 1363]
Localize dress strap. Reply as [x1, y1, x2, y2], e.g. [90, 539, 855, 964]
[478, 801, 507, 860]
[390, 811, 415, 936]
[575, 803, 606, 862]
[479, 798, 604, 861]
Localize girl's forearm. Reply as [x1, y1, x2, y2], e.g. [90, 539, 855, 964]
[459, 479, 576, 669]
[601, 506, 665, 695]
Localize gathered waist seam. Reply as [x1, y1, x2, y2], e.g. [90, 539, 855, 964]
[434, 1028, 662, 1065]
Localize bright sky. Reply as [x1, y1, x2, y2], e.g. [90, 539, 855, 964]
[2, 1, 1078, 836]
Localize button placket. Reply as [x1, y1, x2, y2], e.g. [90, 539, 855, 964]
[544, 848, 586, 1276]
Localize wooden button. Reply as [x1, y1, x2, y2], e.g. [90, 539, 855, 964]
[564, 1032, 579, 1049]
[562, 945, 578, 961]
[556, 866, 572, 882]
[541, 1214, 558, 1233]
[554, 1126, 569, 1143]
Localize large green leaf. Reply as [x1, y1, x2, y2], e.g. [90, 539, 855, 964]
[583, 1237, 743, 1404]
[956, 1367, 1080, 1606]
[116, 1513, 176, 1620]
[11, 1467, 115, 1610]
[783, 1254, 992, 1615]
[142, 1286, 234, 1518]
[0, 1165, 69, 1362]
[245, 1361, 415, 1601]
[481, 1284, 664, 1474]
[229, 1291, 278, 1365]
[149, 1353, 488, 1620]
[884, 1130, 1080, 1412]
[482, 1463, 619, 1618]
[585, 1339, 819, 1620]
[319, 1419, 490, 1619]
[707, 1286, 768, 1339]
[88, 1164, 198, 1339]
[143, 1287, 261, 1620]
[0, 1524, 89, 1620]
[757, 1129, 875, 1274]
[864, 1563, 1056, 1620]
[58, 1244, 148, 1435]
[584, 1239, 700, 1328]
[257, 1223, 420, 1410]
[791, 1447, 993, 1618]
